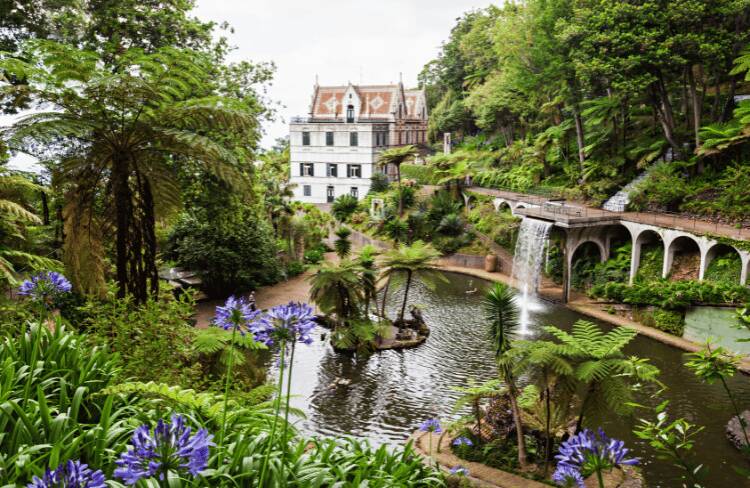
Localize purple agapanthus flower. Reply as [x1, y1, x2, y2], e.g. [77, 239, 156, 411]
[213, 295, 261, 336]
[114, 415, 213, 485]
[556, 428, 639, 470]
[18, 271, 72, 307]
[553, 428, 638, 487]
[419, 418, 442, 434]
[449, 465, 469, 476]
[253, 301, 317, 347]
[552, 464, 585, 488]
[452, 436, 473, 447]
[27, 460, 106, 488]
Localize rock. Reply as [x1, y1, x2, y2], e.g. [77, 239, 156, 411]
[726, 410, 750, 451]
[328, 377, 352, 388]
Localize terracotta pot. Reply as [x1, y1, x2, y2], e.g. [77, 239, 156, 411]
[484, 254, 498, 272]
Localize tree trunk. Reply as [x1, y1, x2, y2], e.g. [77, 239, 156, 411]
[574, 386, 594, 434]
[141, 176, 159, 297]
[681, 69, 690, 131]
[112, 157, 130, 299]
[40, 191, 50, 225]
[621, 97, 631, 171]
[506, 372, 528, 468]
[687, 67, 702, 150]
[721, 76, 737, 123]
[396, 164, 403, 216]
[573, 109, 586, 181]
[687, 67, 704, 173]
[711, 72, 721, 121]
[568, 79, 586, 182]
[544, 384, 552, 476]
[398, 270, 412, 323]
[650, 75, 682, 160]
[380, 276, 391, 317]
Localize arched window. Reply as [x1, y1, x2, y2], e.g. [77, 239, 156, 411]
[346, 105, 354, 123]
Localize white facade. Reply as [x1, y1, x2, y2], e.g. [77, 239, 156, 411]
[289, 123, 384, 203]
[289, 82, 428, 204]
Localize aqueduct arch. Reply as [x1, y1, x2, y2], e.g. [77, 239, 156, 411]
[664, 235, 701, 280]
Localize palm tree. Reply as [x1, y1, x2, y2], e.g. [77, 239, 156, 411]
[356, 245, 379, 316]
[308, 260, 365, 325]
[544, 320, 661, 433]
[2, 41, 255, 302]
[377, 145, 418, 215]
[333, 227, 352, 259]
[379, 240, 440, 324]
[483, 282, 528, 468]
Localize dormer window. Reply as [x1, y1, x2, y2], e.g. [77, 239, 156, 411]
[346, 105, 354, 123]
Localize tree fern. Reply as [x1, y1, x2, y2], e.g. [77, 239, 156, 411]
[1, 40, 260, 302]
[543, 320, 660, 431]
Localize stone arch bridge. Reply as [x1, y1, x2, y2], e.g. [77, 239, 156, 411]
[474, 188, 750, 303]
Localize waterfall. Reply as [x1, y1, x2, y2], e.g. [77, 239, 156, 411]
[512, 218, 552, 334]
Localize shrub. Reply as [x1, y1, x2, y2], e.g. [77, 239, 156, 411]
[401, 163, 440, 185]
[437, 213, 465, 237]
[0, 325, 445, 486]
[652, 308, 685, 336]
[590, 279, 750, 309]
[78, 290, 207, 388]
[304, 247, 325, 264]
[167, 210, 281, 297]
[332, 194, 359, 222]
[382, 217, 409, 243]
[467, 201, 519, 252]
[704, 251, 742, 285]
[634, 246, 664, 283]
[286, 260, 305, 277]
[369, 172, 390, 192]
[334, 227, 352, 258]
[590, 242, 631, 287]
[628, 163, 688, 211]
[386, 185, 416, 211]
[433, 233, 473, 255]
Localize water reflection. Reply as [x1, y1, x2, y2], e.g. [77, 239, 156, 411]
[261, 272, 750, 487]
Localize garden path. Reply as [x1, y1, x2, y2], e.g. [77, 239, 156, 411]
[193, 253, 337, 328]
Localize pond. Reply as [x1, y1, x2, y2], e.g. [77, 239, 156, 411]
[264, 271, 750, 487]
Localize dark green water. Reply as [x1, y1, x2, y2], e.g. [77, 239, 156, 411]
[269, 271, 750, 487]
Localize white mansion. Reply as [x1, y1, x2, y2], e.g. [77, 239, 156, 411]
[289, 81, 428, 203]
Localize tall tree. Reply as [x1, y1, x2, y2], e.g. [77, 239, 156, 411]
[1, 41, 257, 301]
[544, 320, 661, 433]
[308, 260, 365, 325]
[483, 282, 528, 468]
[377, 145, 418, 216]
[379, 240, 440, 324]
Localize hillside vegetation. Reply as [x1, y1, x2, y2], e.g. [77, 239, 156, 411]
[419, 0, 750, 221]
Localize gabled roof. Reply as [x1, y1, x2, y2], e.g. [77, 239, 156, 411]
[308, 82, 427, 121]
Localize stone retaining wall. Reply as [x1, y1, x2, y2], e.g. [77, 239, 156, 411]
[438, 253, 487, 270]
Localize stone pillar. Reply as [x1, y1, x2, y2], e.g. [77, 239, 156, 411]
[740, 253, 749, 285]
[698, 247, 709, 281]
[662, 240, 675, 279]
[603, 234, 612, 261]
[629, 240, 641, 284]
[562, 249, 571, 304]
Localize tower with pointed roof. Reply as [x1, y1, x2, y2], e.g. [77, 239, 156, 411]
[289, 80, 428, 204]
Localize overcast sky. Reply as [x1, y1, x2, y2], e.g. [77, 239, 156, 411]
[3, 0, 496, 171]
[193, 0, 496, 149]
